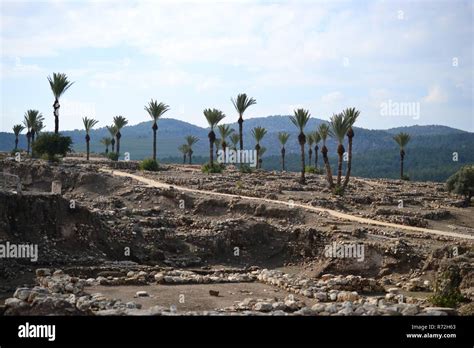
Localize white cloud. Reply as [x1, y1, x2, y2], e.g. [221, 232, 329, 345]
[423, 85, 448, 103]
[321, 91, 343, 104]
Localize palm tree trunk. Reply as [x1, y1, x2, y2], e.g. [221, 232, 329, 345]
[14, 137, 18, 151]
[189, 150, 193, 164]
[343, 137, 353, 188]
[322, 145, 334, 188]
[26, 133, 31, 155]
[308, 147, 313, 166]
[105, 146, 109, 154]
[255, 144, 260, 169]
[337, 144, 344, 187]
[31, 130, 36, 157]
[116, 133, 121, 157]
[54, 99, 60, 134]
[209, 138, 214, 165]
[152, 124, 157, 161]
[314, 145, 318, 168]
[400, 150, 404, 179]
[86, 141, 90, 161]
[300, 143, 305, 184]
[111, 139, 115, 153]
[281, 147, 286, 171]
[183, 154, 186, 164]
[238, 115, 243, 151]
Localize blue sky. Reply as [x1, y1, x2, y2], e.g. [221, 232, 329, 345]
[1, 0, 473, 132]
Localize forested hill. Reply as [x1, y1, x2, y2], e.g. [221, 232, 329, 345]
[1, 116, 472, 182]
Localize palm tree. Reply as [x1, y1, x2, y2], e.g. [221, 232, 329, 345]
[342, 108, 360, 189]
[23, 118, 31, 155]
[203, 108, 226, 165]
[47, 72, 74, 134]
[100, 137, 112, 154]
[290, 109, 311, 184]
[107, 125, 118, 152]
[307, 132, 315, 166]
[218, 124, 234, 154]
[144, 100, 169, 161]
[185, 135, 199, 164]
[230, 133, 240, 151]
[393, 132, 411, 179]
[24, 110, 44, 157]
[178, 144, 189, 164]
[278, 132, 290, 171]
[82, 117, 99, 161]
[113, 116, 128, 156]
[231, 93, 256, 152]
[329, 113, 351, 188]
[314, 131, 321, 169]
[13, 124, 25, 151]
[318, 123, 334, 188]
[251, 126, 267, 169]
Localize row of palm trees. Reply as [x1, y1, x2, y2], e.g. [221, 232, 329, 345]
[12, 72, 410, 185]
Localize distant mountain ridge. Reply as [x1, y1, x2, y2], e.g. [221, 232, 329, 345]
[1, 116, 472, 182]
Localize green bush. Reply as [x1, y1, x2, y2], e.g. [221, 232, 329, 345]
[239, 164, 253, 173]
[201, 162, 223, 174]
[106, 152, 119, 161]
[139, 158, 159, 171]
[305, 166, 324, 174]
[333, 185, 345, 196]
[446, 165, 474, 206]
[32, 133, 72, 161]
[429, 292, 465, 308]
[402, 174, 410, 181]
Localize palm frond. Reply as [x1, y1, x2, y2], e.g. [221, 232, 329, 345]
[329, 113, 351, 143]
[289, 109, 311, 132]
[144, 99, 170, 121]
[203, 108, 226, 129]
[318, 123, 330, 143]
[107, 125, 118, 137]
[231, 93, 257, 115]
[278, 132, 290, 145]
[393, 132, 411, 149]
[100, 137, 112, 146]
[13, 124, 25, 136]
[113, 115, 128, 130]
[218, 124, 234, 140]
[185, 135, 199, 147]
[178, 144, 190, 154]
[251, 126, 267, 142]
[47, 72, 74, 99]
[82, 117, 99, 132]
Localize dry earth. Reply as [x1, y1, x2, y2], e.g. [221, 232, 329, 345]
[0, 157, 472, 316]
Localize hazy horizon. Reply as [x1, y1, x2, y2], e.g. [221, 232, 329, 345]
[1, 0, 473, 133]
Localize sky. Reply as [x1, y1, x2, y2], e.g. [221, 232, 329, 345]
[0, 0, 473, 133]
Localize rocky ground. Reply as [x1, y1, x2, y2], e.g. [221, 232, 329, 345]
[0, 156, 472, 316]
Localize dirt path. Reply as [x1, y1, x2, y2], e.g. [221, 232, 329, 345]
[101, 169, 474, 241]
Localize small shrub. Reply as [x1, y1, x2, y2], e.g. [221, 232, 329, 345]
[429, 265, 465, 308]
[139, 158, 159, 171]
[239, 164, 253, 173]
[446, 165, 474, 206]
[107, 152, 119, 161]
[32, 133, 72, 161]
[402, 174, 410, 181]
[333, 185, 345, 196]
[201, 162, 223, 174]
